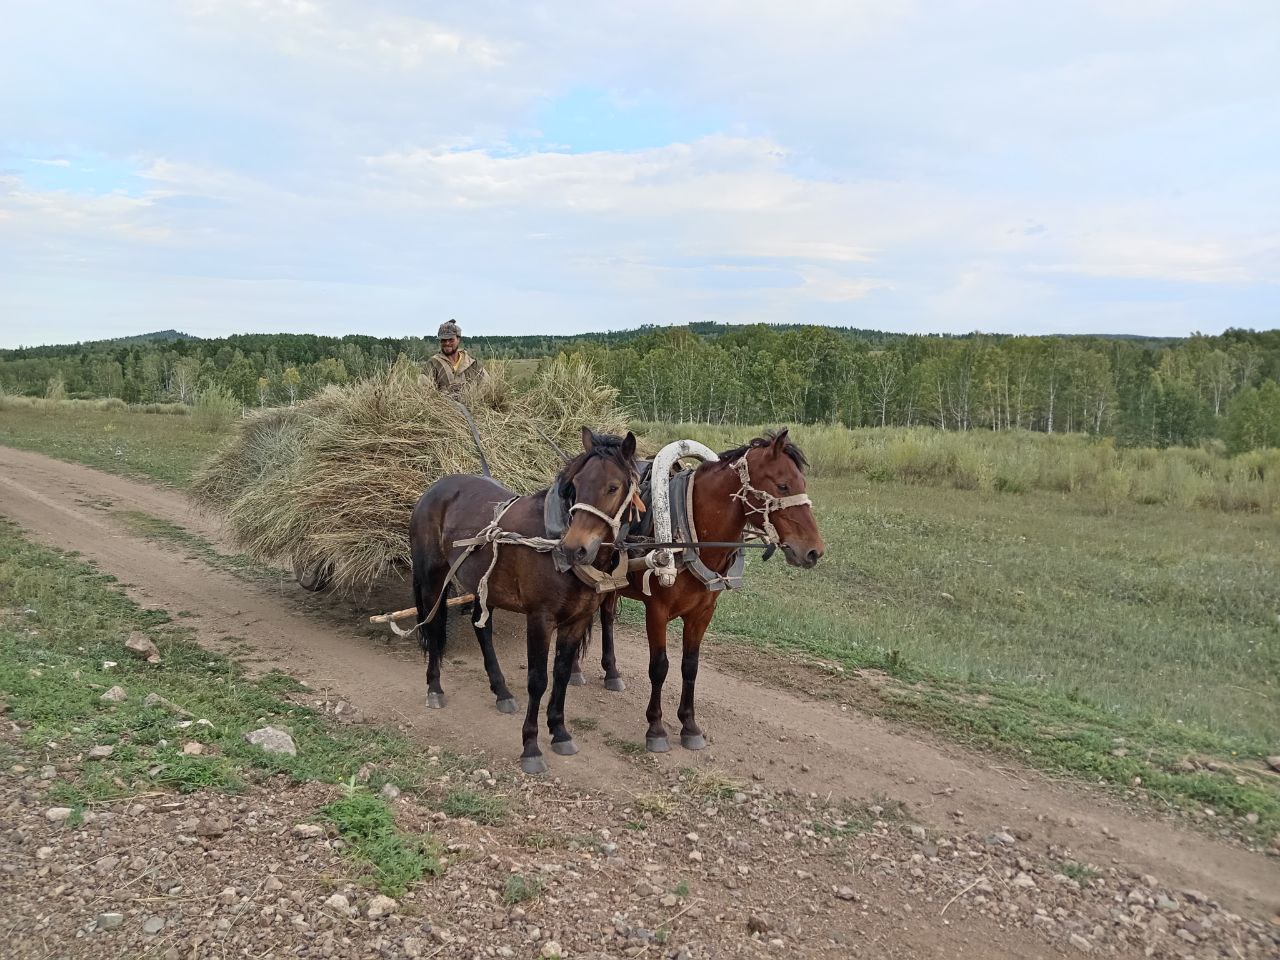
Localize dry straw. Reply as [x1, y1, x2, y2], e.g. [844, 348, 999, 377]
[191, 356, 629, 592]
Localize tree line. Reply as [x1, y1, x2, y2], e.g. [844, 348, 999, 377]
[1, 325, 1278, 453]
[565, 326, 1280, 453]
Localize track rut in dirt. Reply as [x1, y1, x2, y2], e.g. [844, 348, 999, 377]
[0, 445, 1275, 921]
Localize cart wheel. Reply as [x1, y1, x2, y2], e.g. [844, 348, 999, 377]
[293, 556, 332, 592]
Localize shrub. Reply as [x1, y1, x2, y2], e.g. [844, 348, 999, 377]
[502, 874, 542, 904]
[192, 385, 241, 433]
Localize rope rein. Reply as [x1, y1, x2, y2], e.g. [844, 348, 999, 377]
[412, 478, 638, 633]
[385, 446, 808, 632]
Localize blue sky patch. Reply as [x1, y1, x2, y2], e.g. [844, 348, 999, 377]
[6, 149, 148, 197]
[523, 86, 730, 153]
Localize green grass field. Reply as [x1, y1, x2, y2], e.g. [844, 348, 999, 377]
[669, 477, 1279, 834]
[0, 400, 227, 487]
[3, 405, 1278, 833]
[710, 477, 1279, 742]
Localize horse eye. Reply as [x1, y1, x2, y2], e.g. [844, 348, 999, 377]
[608, 484, 620, 494]
[778, 483, 790, 493]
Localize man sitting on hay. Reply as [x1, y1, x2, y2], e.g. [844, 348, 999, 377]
[424, 319, 487, 394]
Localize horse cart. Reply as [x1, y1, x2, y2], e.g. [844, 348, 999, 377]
[190, 358, 629, 601]
[191, 360, 824, 771]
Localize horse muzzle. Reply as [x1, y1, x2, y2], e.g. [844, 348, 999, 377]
[781, 542, 824, 569]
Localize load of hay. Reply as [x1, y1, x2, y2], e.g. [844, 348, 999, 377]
[191, 356, 630, 593]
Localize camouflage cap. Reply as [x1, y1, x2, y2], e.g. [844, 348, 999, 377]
[437, 319, 462, 340]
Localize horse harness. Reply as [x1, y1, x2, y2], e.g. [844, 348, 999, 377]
[625, 451, 814, 595]
[415, 473, 638, 632]
[409, 446, 809, 635]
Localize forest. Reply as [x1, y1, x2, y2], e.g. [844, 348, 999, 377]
[1, 324, 1278, 452]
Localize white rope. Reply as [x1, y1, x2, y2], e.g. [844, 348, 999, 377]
[401, 477, 637, 634]
[729, 455, 812, 546]
[567, 480, 636, 540]
[456, 500, 560, 627]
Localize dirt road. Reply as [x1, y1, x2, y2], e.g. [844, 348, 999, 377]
[2, 446, 1276, 950]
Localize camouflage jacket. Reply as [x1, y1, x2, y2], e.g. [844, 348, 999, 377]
[422, 350, 486, 394]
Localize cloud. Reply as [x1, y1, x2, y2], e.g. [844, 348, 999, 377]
[1033, 236, 1258, 284]
[181, 0, 506, 70]
[0, 175, 172, 250]
[0, 0, 1277, 345]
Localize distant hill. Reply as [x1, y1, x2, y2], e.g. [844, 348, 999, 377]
[100, 330, 196, 347]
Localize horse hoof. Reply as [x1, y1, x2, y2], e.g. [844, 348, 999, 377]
[520, 755, 548, 775]
[604, 677, 626, 692]
[568, 672, 586, 687]
[426, 692, 446, 709]
[681, 733, 707, 751]
[646, 736, 670, 754]
[495, 697, 518, 714]
[551, 739, 578, 756]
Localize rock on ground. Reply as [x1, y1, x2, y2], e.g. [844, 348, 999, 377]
[125, 631, 160, 661]
[244, 726, 297, 756]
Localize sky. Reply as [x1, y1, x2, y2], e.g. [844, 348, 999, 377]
[1, 1, 1277, 348]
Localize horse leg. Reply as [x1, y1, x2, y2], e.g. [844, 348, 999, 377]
[600, 591, 625, 692]
[416, 562, 448, 709]
[643, 604, 672, 753]
[547, 619, 588, 757]
[519, 615, 552, 775]
[568, 618, 588, 687]
[472, 600, 518, 714]
[676, 605, 714, 750]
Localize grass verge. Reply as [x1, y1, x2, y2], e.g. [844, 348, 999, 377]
[0, 519, 453, 875]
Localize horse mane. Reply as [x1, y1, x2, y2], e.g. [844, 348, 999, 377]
[717, 430, 809, 472]
[558, 432, 636, 489]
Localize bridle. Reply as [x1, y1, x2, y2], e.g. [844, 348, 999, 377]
[565, 458, 640, 547]
[561, 464, 640, 593]
[729, 451, 812, 547]
[568, 477, 638, 542]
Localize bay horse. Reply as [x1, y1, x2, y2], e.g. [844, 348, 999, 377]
[409, 428, 638, 773]
[572, 429, 824, 751]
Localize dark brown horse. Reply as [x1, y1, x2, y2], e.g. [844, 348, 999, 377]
[573, 429, 824, 751]
[409, 428, 638, 773]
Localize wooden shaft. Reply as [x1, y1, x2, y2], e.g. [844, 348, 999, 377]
[368, 594, 475, 624]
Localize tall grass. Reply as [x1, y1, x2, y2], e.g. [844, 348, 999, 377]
[0, 395, 186, 415]
[635, 421, 1280, 514]
[192, 385, 242, 433]
[133, 401, 191, 415]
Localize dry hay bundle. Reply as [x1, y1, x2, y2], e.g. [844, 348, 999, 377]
[191, 356, 630, 592]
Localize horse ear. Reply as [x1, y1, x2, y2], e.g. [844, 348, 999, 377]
[772, 428, 790, 450]
[621, 431, 636, 459]
[581, 426, 595, 451]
